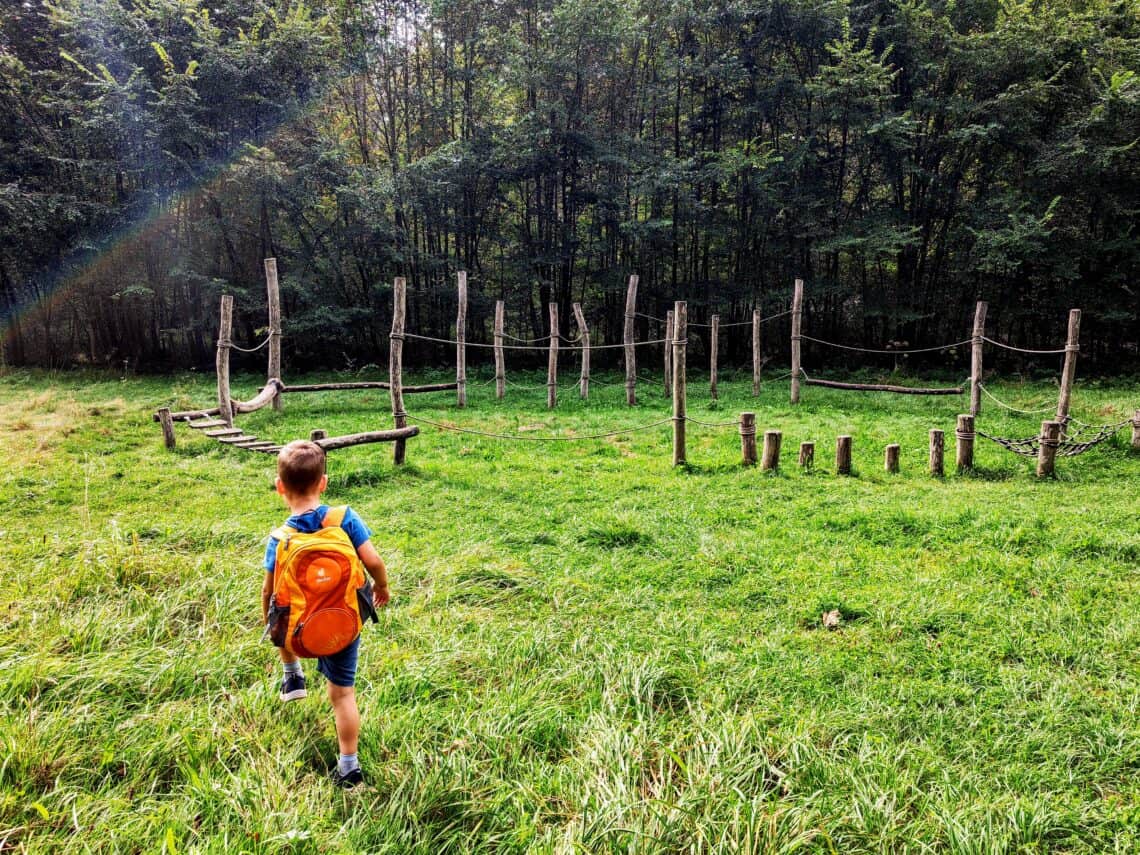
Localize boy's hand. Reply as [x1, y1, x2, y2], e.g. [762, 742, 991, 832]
[373, 584, 390, 609]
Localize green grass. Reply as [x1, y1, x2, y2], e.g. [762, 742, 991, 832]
[1, 366, 1138, 853]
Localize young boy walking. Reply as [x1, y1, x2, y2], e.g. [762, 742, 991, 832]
[262, 440, 390, 787]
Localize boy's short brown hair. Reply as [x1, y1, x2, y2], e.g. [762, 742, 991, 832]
[277, 440, 326, 494]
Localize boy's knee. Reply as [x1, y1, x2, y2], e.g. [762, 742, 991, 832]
[327, 682, 355, 703]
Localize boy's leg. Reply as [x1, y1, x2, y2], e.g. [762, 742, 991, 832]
[328, 683, 360, 756]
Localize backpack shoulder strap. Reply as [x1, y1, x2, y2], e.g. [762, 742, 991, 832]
[322, 506, 347, 529]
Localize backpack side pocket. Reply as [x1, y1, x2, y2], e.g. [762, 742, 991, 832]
[266, 596, 291, 647]
[356, 581, 380, 624]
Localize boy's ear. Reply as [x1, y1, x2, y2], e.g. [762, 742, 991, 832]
[318, 474, 329, 493]
[275, 477, 287, 496]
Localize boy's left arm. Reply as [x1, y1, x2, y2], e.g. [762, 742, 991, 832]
[357, 541, 391, 608]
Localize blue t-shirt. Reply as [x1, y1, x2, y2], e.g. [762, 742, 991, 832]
[263, 505, 372, 573]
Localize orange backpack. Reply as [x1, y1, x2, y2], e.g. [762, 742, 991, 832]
[265, 506, 377, 658]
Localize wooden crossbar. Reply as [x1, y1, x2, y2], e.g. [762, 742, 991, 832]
[804, 378, 963, 395]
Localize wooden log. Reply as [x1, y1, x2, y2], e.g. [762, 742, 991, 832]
[799, 441, 814, 469]
[762, 430, 782, 472]
[218, 434, 257, 444]
[885, 443, 900, 474]
[390, 277, 407, 465]
[1055, 309, 1081, 422]
[232, 379, 285, 414]
[624, 274, 639, 405]
[803, 378, 963, 395]
[790, 278, 804, 404]
[752, 308, 762, 396]
[265, 257, 283, 412]
[1133, 409, 1140, 450]
[1037, 420, 1062, 477]
[835, 435, 852, 475]
[672, 301, 687, 466]
[739, 412, 757, 466]
[710, 314, 719, 400]
[929, 430, 944, 477]
[234, 440, 277, 450]
[956, 414, 975, 471]
[573, 302, 589, 399]
[282, 381, 456, 394]
[494, 300, 506, 400]
[216, 294, 234, 427]
[310, 429, 327, 441]
[155, 407, 221, 422]
[315, 426, 420, 451]
[204, 427, 244, 437]
[157, 407, 176, 450]
[970, 300, 987, 416]
[187, 418, 227, 429]
[547, 302, 559, 409]
[664, 309, 674, 395]
[456, 270, 467, 408]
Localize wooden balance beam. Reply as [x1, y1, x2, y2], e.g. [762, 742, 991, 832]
[804, 378, 963, 395]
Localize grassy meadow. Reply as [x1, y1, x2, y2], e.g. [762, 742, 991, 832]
[0, 366, 1138, 853]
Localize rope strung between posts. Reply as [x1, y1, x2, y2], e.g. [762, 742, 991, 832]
[981, 337, 1069, 355]
[635, 309, 794, 326]
[407, 414, 674, 442]
[978, 383, 1056, 415]
[221, 335, 273, 354]
[684, 415, 742, 428]
[796, 335, 973, 355]
[404, 332, 672, 351]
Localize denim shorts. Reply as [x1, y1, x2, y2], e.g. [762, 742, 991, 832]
[317, 634, 360, 687]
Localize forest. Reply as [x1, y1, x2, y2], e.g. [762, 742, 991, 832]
[1, 0, 1138, 371]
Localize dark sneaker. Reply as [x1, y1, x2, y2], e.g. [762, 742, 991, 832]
[279, 672, 307, 701]
[331, 767, 364, 789]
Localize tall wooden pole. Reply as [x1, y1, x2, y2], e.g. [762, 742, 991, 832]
[624, 274, 639, 405]
[969, 301, 987, 417]
[390, 277, 407, 465]
[710, 314, 719, 400]
[547, 302, 559, 409]
[1037, 420, 1061, 478]
[664, 309, 674, 395]
[1055, 309, 1081, 422]
[672, 301, 687, 466]
[265, 258, 282, 411]
[573, 302, 589, 399]
[791, 278, 804, 404]
[752, 308, 762, 396]
[216, 295, 234, 428]
[456, 271, 467, 408]
[494, 300, 505, 400]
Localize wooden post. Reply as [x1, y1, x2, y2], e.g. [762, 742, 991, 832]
[547, 302, 559, 409]
[310, 429, 327, 441]
[624, 274, 639, 405]
[265, 258, 283, 412]
[799, 441, 814, 469]
[664, 309, 674, 395]
[216, 295, 234, 428]
[835, 435, 852, 475]
[885, 443, 900, 473]
[762, 430, 782, 471]
[494, 300, 505, 400]
[710, 314, 719, 400]
[739, 412, 757, 466]
[158, 407, 176, 450]
[791, 278, 804, 404]
[1055, 309, 1081, 422]
[672, 301, 687, 466]
[752, 308, 762, 396]
[969, 300, 987, 417]
[390, 277, 407, 465]
[573, 302, 589, 399]
[956, 414, 975, 471]
[929, 429, 944, 477]
[1132, 410, 1140, 450]
[456, 271, 467, 408]
[1037, 420, 1061, 477]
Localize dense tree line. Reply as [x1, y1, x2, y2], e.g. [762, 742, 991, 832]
[1, 0, 1137, 373]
